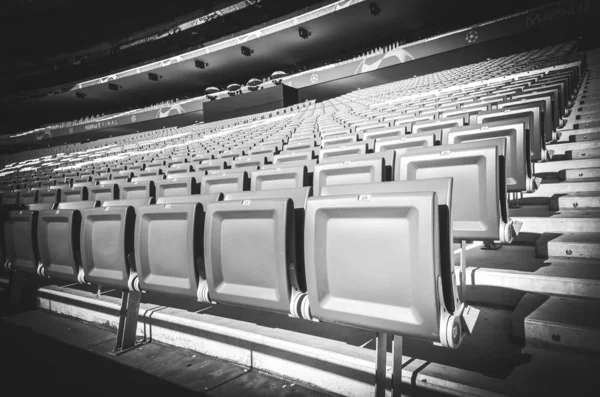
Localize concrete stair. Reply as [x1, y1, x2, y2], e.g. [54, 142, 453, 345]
[558, 167, 600, 180]
[549, 191, 600, 210]
[566, 147, 600, 160]
[512, 208, 600, 234]
[522, 179, 600, 198]
[547, 140, 599, 155]
[511, 294, 600, 355]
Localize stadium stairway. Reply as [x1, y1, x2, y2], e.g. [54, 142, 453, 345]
[508, 48, 600, 356]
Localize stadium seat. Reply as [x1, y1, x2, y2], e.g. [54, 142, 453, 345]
[250, 165, 308, 191]
[132, 200, 205, 297]
[155, 177, 200, 197]
[201, 171, 249, 194]
[89, 183, 119, 201]
[19, 190, 38, 204]
[396, 139, 515, 243]
[37, 201, 101, 281]
[313, 155, 386, 196]
[304, 182, 463, 347]
[3, 202, 56, 274]
[204, 187, 311, 316]
[61, 186, 88, 202]
[444, 121, 536, 193]
[118, 180, 155, 200]
[79, 198, 154, 288]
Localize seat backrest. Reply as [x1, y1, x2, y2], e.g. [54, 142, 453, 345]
[79, 205, 136, 288]
[313, 156, 386, 196]
[89, 183, 119, 202]
[445, 121, 530, 193]
[201, 171, 249, 194]
[396, 139, 508, 242]
[250, 166, 308, 191]
[155, 177, 200, 198]
[204, 197, 300, 314]
[118, 180, 155, 200]
[304, 190, 458, 345]
[58, 201, 101, 210]
[102, 198, 155, 207]
[133, 202, 204, 298]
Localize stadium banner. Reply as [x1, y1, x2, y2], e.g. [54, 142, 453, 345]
[282, 0, 592, 89]
[24, 100, 205, 143]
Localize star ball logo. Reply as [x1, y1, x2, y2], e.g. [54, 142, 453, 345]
[310, 73, 319, 84]
[131, 115, 137, 122]
[69, 127, 73, 134]
[466, 29, 478, 43]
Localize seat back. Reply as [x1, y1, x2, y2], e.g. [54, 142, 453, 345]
[204, 197, 298, 314]
[155, 177, 200, 198]
[250, 166, 308, 191]
[313, 156, 386, 196]
[119, 180, 155, 200]
[445, 121, 531, 192]
[304, 190, 458, 345]
[396, 139, 508, 242]
[156, 193, 223, 207]
[62, 186, 88, 202]
[201, 171, 249, 194]
[79, 205, 136, 288]
[134, 202, 204, 297]
[89, 184, 119, 201]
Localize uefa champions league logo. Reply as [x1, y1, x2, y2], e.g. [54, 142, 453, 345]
[131, 115, 137, 122]
[466, 29, 479, 43]
[310, 73, 319, 84]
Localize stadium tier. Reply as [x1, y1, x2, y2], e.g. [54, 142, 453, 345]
[2, 5, 600, 396]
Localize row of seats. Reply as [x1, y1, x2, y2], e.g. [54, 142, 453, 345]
[2, 181, 463, 347]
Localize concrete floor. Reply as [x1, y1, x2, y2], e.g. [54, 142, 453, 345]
[0, 309, 340, 397]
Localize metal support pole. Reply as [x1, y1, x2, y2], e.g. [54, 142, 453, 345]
[461, 240, 467, 303]
[391, 335, 403, 397]
[375, 332, 388, 397]
[112, 289, 143, 355]
[8, 271, 25, 306]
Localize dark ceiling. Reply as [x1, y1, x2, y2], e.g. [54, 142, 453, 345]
[0, 0, 560, 135]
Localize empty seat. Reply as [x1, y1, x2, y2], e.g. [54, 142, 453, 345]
[156, 193, 223, 208]
[319, 143, 369, 163]
[313, 155, 386, 196]
[37, 201, 101, 281]
[89, 183, 119, 201]
[274, 150, 316, 163]
[118, 180, 155, 200]
[250, 165, 308, 191]
[18, 190, 38, 204]
[445, 121, 535, 192]
[204, 187, 311, 316]
[38, 188, 61, 203]
[304, 184, 462, 346]
[1, 191, 19, 205]
[61, 186, 88, 202]
[155, 177, 200, 198]
[477, 107, 547, 162]
[132, 201, 205, 297]
[4, 202, 56, 274]
[396, 139, 513, 243]
[201, 171, 249, 194]
[79, 199, 154, 288]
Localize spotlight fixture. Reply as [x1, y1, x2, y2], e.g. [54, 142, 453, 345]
[241, 46, 254, 57]
[369, 2, 381, 16]
[148, 73, 162, 81]
[108, 83, 122, 91]
[195, 60, 208, 69]
[298, 27, 311, 39]
[76, 92, 86, 99]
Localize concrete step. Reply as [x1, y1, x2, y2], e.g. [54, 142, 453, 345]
[566, 147, 600, 160]
[534, 158, 600, 174]
[549, 192, 600, 210]
[457, 245, 600, 301]
[511, 294, 600, 355]
[512, 209, 600, 234]
[558, 168, 600, 181]
[547, 140, 600, 155]
[543, 232, 600, 259]
[556, 126, 600, 142]
[569, 131, 600, 142]
[570, 119, 600, 130]
[523, 180, 600, 198]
